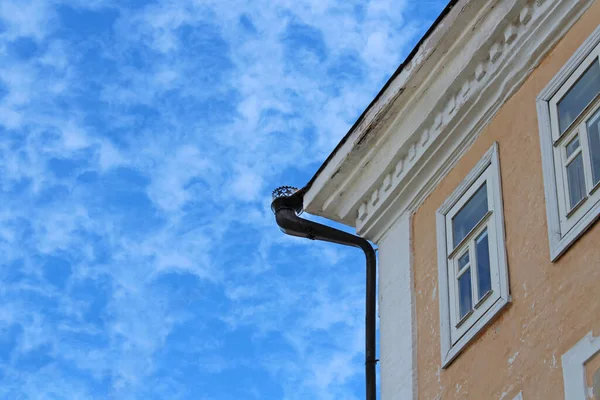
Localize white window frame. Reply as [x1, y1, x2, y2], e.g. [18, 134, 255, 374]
[436, 143, 510, 368]
[512, 392, 523, 400]
[537, 25, 600, 261]
[561, 332, 600, 399]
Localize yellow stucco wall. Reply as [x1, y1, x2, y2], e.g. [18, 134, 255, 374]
[412, 3, 600, 399]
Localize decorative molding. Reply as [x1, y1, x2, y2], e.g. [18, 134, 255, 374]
[309, 0, 495, 224]
[371, 189, 380, 206]
[348, 0, 595, 240]
[353, 0, 540, 231]
[504, 24, 518, 44]
[382, 173, 392, 191]
[519, 6, 532, 25]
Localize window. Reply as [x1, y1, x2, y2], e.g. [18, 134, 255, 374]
[436, 143, 509, 367]
[537, 26, 600, 261]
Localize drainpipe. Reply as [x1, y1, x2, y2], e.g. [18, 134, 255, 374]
[271, 186, 377, 400]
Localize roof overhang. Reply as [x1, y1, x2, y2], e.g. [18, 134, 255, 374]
[302, 0, 595, 241]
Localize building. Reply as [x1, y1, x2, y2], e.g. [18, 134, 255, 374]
[293, 0, 600, 398]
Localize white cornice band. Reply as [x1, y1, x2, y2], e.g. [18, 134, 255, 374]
[304, 0, 595, 242]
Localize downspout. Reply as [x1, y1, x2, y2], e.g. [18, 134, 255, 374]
[271, 186, 377, 400]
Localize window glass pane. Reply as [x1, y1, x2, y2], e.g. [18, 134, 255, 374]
[566, 153, 586, 208]
[558, 60, 600, 134]
[587, 108, 600, 185]
[452, 183, 488, 247]
[458, 252, 469, 270]
[475, 229, 491, 300]
[566, 135, 580, 158]
[458, 269, 472, 319]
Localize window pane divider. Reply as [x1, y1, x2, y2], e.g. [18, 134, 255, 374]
[447, 211, 492, 260]
[457, 262, 470, 277]
[566, 194, 588, 218]
[565, 147, 582, 165]
[589, 179, 600, 196]
[455, 309, 474, 329]
[474, 289, 494, 309]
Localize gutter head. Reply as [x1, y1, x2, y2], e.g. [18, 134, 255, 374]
[271, 186, 304, 215]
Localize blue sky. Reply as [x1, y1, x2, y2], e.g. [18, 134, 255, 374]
[0, 1, 445, 398]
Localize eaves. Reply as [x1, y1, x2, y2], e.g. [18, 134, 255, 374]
[301, 0, 472, 222]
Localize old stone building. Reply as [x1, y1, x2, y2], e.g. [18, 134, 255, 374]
[298, 0, 600, 398]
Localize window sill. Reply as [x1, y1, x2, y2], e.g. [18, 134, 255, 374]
[443, 295, 509, 369]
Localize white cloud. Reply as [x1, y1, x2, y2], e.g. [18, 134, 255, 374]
[230, 167, 264, 202]
[0, 0, 446, 397]
[0, 0, 56, 41]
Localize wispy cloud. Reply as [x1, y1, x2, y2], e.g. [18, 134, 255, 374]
[0, 0, 445, 398]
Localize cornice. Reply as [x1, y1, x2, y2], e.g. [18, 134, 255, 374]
[355, 0, 535, 233]
[302, 0, 473, 223]
[305, 0, 595, 241]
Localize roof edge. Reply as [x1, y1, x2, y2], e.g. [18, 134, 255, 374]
[301, 0, 460, 195]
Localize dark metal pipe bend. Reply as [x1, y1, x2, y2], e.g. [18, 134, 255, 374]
[271, 193, 377, 400]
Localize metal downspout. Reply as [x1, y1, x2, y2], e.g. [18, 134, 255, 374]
[271, 187, 377, 400]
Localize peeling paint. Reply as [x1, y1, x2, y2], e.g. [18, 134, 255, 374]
[374, 1, 600, 399]
[499, 385, 514, 400]
[412, 7, 600, 397]
[455, 383, 462, 394]
[509, 351, 520, 366]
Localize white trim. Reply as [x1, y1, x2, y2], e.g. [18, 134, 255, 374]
[549, 49, 600, 143]
[561, 332, 600, 399]
[512, 392, 523, 400]
[302, 0, 597, 242]
[378, 212, 417, 400]
[302, 0, 482, 221]
[438, 145, 498, 215]
[538, 26, 600, 100]
[536, 24, 600, 261]
[436, 143, 510, 368]
[359, 0, 595, 242]
[436, 209, 452, 364]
